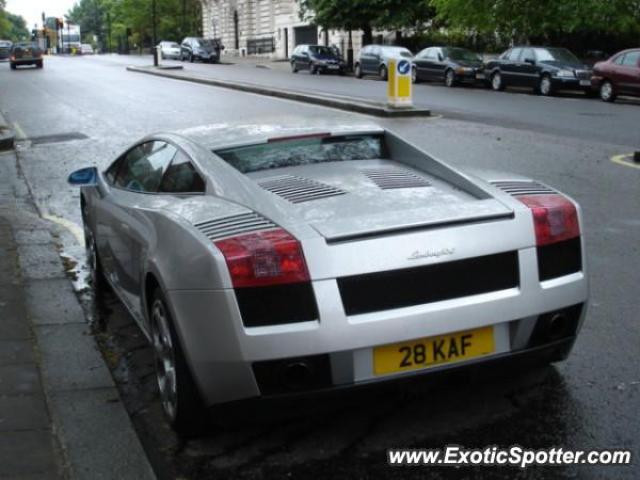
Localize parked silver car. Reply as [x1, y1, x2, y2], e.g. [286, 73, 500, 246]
[157, 41, 181, 60]
[69, 124, 588, 434]
[355, 45, 414, 80]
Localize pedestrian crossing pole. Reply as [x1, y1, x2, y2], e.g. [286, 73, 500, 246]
[387, 57, 413, 109]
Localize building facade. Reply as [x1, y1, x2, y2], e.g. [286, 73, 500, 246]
[200, 0, 367, 59]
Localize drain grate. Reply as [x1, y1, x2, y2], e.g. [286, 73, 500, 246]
[26, 132, 89, 145]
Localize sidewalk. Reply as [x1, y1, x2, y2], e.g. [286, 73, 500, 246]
[0, 126, 155, 479]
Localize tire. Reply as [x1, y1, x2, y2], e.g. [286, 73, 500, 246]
[355, 63, 363, 78]
[82, 204, 108, 294]
[600, 80, 616, 102]
[10, 63, 16, 70]
[491, 71, 504, 91]
[379, 64, 388, 81]
[36, 60, 43, 69]
[310, 63, 320, 75]
[444, 69, 456, 87]
[411, 66, 418, 84]
[189, 53, 194, 63]
[150, 288, 206, 436]
[538, 74, 553, 96]
[291, 61, 298, 73]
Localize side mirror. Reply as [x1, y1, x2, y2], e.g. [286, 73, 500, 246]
[437, 54, 443, 61]
[524, 57, 536, 65]
[68, 167, 98, 186]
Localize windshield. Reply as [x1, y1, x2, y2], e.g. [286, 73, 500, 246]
[199, 39, 219, 48]
[309, 46, 334, 56]
[535, 48, 580, 64]
[446, 48, 480, 62]
[216, 135, 385, 174]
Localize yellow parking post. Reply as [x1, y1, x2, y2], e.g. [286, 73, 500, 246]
[387, 57, 413, 108]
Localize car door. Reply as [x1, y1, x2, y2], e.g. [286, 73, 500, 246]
[518, 47, 539, 87]
[500, 48, 523, 86]
[413, 48, 431, 81]
[363, 46, 379, 74]
[617, 51, 640, 95]
[99, 141, 177, 308]
[180, 39, 190, 59]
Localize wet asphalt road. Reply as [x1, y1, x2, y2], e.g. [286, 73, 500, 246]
[0, 55, 638, 479]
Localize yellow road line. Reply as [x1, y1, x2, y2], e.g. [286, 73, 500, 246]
[610, 153, 640, 170]
[12, 122, 26, 140]
[42, 213, 85, 245]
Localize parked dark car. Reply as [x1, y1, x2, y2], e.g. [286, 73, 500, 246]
[180, 37, 223, 63]
[10, 42, 43, 70]
[592, 48, 640, 102]
[0, 40, 12, 61]
[485, 46, 593, 96]
[290, 44, 346, 75]
[413, 46, 484, 86]
[355, 45, 413, 80]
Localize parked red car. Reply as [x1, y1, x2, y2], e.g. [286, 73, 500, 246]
[592, 48, 640, 102]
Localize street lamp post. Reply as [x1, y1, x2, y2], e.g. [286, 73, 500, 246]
[152, 0, 158, 66]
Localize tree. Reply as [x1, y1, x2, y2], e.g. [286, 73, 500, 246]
[0, 2, 29, 41]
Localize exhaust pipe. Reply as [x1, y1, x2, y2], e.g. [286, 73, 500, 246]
[280, 361, 313, 390]
[547, 313, 568, 340]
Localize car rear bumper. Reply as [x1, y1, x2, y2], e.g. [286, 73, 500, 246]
[167, 246, 588, 406]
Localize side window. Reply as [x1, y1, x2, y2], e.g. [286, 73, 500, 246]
[621, 51, 640, 66]
[114, 141, 177, 193]
[508, 48, 522, 61]
[159, 151, 205, 194]
[500, 49, 511, 60]
[521, 48, 535, 61]
[613, 54, 625, 65]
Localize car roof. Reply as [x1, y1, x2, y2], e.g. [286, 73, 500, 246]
[174, 122, 384, 151]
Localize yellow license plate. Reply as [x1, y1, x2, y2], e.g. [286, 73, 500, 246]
[373, 326, 495, 376]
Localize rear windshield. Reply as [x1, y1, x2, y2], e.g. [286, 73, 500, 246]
[309, 46, 334, 56]
[216, 135, 384, 174]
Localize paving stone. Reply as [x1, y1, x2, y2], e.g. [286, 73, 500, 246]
[49, 388, 156, 480]
[0, 394, 50, 431]
[0, 339, 35, 365]
[0, 363, 40, 395]
[25, 279, 85, 325]
[14, 229, 54, 245]
[17, 244, 65, 280]
[0, 430, 61, 477]
[0, 286, 31, 340]
[35, 324, 113, 392]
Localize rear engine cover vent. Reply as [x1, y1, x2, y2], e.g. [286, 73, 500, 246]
[491, 180, 555, 196]
[258, 175, 346, 204]
[194, 212, 276, 241]
[363, 167, 431, 190]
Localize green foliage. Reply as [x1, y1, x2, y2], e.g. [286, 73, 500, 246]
[0, 3, 29, 41]
[432, 0, 640, 41]
[66, 0, 202, 51]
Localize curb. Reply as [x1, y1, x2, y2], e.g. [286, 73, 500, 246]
[0, 110, 15, 151]
[0, 151, 157, 479]
[126, 65, 431, 118]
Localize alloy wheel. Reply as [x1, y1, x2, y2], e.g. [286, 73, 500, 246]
[411, 66, 417, 83]
[540, 76, 552, 96]
[492, 72, 502, 91]
[600, 81, 614, 102]
[380, 65, 387, 81]
[445, 70, 455, 87]
[151, 299, 178, 422]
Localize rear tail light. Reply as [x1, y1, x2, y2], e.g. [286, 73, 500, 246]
[517, 194, 580, 246]
[215, 228, 310, 288]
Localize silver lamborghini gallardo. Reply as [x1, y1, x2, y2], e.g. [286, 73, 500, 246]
[68, 124, 588, 433]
